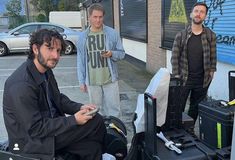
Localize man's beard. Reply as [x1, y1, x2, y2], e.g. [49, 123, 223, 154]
[192, 18, 203, 25]
[37, 51, 58, 70]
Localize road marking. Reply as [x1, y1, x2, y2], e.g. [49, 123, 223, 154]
[59, 85, 80, 89]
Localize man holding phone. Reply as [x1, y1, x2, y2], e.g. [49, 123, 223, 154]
[77, 3, 125, 118]
[3, 29, 106, 160]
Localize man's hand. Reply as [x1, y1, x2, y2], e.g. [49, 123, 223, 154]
[74, 104, 97, 125]
[80, 84, 87, 92]
[101, 50, 112, 58]
[74, 110, 92, 125]
[80, 104, 96, 111]
[210, 71, 214, 79]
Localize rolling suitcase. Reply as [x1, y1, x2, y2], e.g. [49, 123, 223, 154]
[161, 77, 194, 131]
[229, 71, 235, 101]
[143, 93, 216, 160]
[198, 100, 234, 149]
[161, 77, 182, 131]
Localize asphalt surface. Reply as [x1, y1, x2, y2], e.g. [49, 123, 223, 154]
[0, 53, 153, 146]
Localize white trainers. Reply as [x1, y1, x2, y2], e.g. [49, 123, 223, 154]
[102, 153, 116, 160]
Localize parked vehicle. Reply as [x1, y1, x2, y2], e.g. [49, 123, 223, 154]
[49, 11, 82, 31]
[0, 22, 80, 56]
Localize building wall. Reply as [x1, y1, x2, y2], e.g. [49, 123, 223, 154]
[147, 0, 166, 73]
[114, 0, 166, 74]
[113, 0, 120, 32]
[112, 1, 235, 100]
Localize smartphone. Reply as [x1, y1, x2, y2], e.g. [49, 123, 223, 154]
[84, 108, 99, 116]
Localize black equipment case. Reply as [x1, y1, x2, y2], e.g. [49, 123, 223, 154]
[161, 77, 194, 131]
[198, 100, 235, 149]
[143, 93, 216, 160]
[215, 146, 231, 160]
[229, 71, 235, 101]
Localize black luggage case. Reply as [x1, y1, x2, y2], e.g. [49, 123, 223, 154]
[161, 77, 194, 131]
[198, 100, 235, 149]
[229, 71, 235, 101]
[143, 93, 216, 160]
[155, 129, 216, 160]
[161, 77, 182, 131]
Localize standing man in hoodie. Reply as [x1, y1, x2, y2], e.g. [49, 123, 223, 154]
[77, 3, 125, 118]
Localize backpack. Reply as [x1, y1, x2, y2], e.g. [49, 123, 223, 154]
[104, 116, 128, 160]
[179, 27, 213, 53]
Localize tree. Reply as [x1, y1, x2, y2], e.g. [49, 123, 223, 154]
[6, 0, 22, 16]
[6, 0, 25, 29]
[58, 0, 81, 11]
[30, 0, 58, 21]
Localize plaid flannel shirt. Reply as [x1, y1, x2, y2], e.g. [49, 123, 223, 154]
[171, 25, 217, 88]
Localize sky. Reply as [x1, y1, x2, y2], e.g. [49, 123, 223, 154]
[0, 0, 25, 15]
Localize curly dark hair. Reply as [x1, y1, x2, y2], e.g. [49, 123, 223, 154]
[28, 29, 66, 60]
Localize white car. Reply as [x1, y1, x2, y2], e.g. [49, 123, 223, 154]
[0, 22, 80, 56]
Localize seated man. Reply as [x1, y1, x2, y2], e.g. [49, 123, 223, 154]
[3, 29, 106, 160]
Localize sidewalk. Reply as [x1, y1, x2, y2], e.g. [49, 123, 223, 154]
[117, 58, 153, 144]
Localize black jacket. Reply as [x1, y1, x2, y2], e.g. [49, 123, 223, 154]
[3, 59, 82, 159]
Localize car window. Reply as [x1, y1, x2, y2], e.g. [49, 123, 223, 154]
[16, 25, 38, 34]
[40, 25, 64, 33]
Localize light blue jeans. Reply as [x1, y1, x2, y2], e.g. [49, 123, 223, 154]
[87, 81, 121, 118]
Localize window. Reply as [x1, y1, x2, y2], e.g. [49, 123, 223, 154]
[40, 25, 64, 33]
[16, 25, 38, 34]
[161, 0, 196, 49]
[119, 0, 147, 42]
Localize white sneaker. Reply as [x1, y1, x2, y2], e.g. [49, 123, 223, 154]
[102, 153, 116, 160]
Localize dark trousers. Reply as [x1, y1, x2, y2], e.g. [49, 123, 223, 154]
[181, 84, 209, 123]
[55, 114, 106, 160]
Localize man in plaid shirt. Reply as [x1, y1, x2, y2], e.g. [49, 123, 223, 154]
[171, 2, 217, 126]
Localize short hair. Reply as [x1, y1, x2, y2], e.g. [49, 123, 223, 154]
[192, 2, 209, 14]
[88, 3, 105, 16]
[28, 29, 66, 60]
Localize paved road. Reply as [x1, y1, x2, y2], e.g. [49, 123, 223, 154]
[0, 54, 152, 146]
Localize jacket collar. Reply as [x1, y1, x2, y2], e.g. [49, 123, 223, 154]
[26, 59, 53, 85]
[85, 24, 107, 34]
[187, 24, 207, 35]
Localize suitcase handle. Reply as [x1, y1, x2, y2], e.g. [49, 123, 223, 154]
[228, 71, 235, 101]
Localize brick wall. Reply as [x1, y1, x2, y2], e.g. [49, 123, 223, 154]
[113, 0, 120, 32]
[113, 0, 166, 74]
[147, 0, 166, 74]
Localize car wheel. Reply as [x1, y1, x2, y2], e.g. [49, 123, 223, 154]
[64, 41, 74, 55]
[0, 42, 8, 56]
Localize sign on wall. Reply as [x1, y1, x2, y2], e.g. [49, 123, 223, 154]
[162, 0, 196, 49]
[119, 0, 147, 42]
[200, 0, 235, 65]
